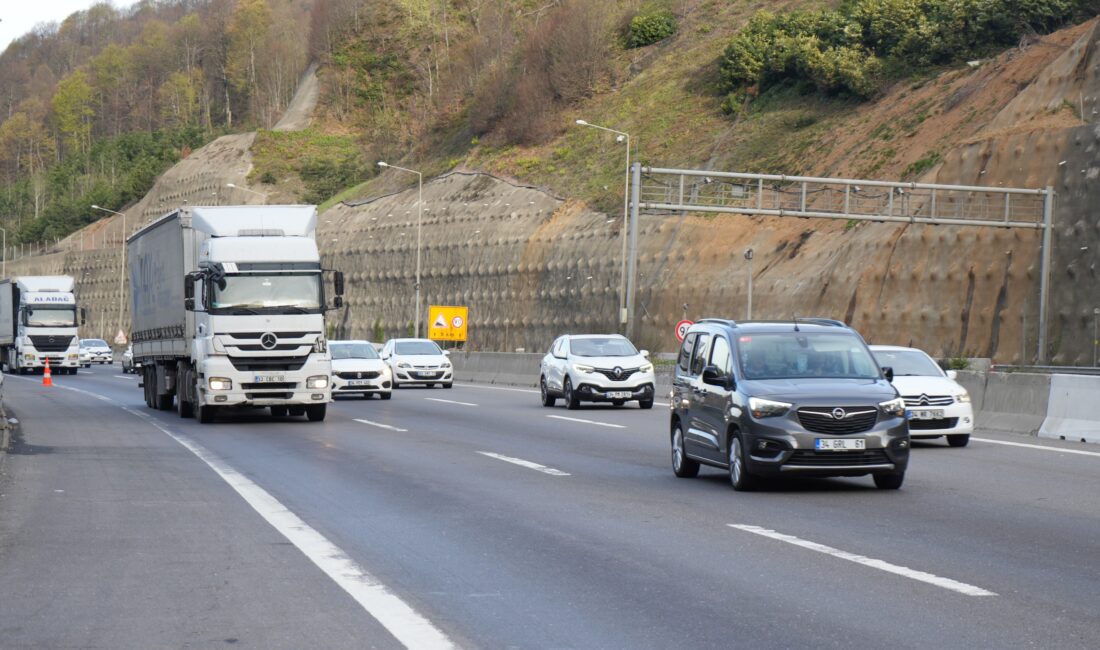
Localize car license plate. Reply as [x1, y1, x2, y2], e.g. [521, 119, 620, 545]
[253, 375, 285, 383]
[815, 438, 866, 451]
[910, 409, 945, 420]
[417, 372, 436, 378]
[347, 379, 369, 386]
[607, 391, 631, 399]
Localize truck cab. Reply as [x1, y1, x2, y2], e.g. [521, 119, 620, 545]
[1, 276, 84, 375]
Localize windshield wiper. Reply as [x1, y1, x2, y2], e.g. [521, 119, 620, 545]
[226, 307, 260, 315]
[280, 306, 314, 314]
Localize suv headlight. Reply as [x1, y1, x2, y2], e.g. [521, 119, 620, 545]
[208, 377, 232, 391]
[640, 363, 654, 373]
[306, 375, 329, 389]
[573, 363, 594, 374]
[879, 397, 906, 417]
[748, 397, 791, 418]
[314, 337, 327, 353]
[955, 391, 970, 404]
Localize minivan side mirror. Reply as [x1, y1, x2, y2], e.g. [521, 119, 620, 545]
[946, 369, 958, 380]
[882, 366, 894, 382]
[702, 365, 733, 389]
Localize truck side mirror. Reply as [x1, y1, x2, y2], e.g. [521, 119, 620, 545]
[332, 295, 343, 309]
[80, 308, 87, 326]
[334, 270, 345, 297]
[184, 276, 195, 311]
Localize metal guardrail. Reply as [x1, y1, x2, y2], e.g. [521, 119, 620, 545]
[991, 365, 1100, 376]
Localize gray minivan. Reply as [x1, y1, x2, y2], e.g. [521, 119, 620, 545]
[670, 319, 910, 490]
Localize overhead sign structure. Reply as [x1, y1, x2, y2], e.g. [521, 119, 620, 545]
[428, 305, 468, 342]
[675, 319, 694, 342]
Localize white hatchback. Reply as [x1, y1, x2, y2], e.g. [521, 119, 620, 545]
[330, 340, 393, 399]
[870, 345, 974, 446]
[540, 334, 655, 409]
[381, 338, 453, 388]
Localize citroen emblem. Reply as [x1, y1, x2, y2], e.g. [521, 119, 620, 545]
[919, 395, 930, 406]
[260, 332, 278, 350]
[831, 408, 847, 420]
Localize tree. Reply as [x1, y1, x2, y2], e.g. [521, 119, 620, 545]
[158, 70, 201, 127]
[52, 69, 95, 156]
[228, 0, 273, 120]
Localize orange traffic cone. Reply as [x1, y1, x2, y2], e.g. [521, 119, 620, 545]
[43, 358, 53, 387]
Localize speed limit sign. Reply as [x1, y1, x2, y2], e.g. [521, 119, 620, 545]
[675, 319, 694, 342]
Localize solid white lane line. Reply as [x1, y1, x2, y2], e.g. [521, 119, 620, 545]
[476, 451, 570, 476]
[971, 437, 1100, 458]
[354, 418, 409, 433]
[29, 379, 456, 649]
[113, 375, 136, 380]
[125, 410, 456, 649]
[546, 414, 626, 429]
[424, 397, 478, 407]
[729, 524, 997, 597]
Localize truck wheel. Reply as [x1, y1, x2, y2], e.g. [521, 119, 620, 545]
[156, 393, 174, 411]
[197, 404, 217, 424]
[176, 366, 193, 418]
[289, 406, 306, 417]
[306, 404, 327, 422]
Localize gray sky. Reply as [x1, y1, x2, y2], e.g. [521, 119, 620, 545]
[2, 1, 141, 53]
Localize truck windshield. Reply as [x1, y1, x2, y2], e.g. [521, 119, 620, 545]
[25, 307, 77, 327]
[211, 273, 322, 313]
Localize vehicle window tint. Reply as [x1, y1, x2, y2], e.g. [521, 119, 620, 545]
[690, 334, 711, 376]
[678, 333, 697, 373]
[710, 336, 732, 377]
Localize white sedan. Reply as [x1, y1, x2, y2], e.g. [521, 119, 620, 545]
[330, 340, 392, 399]
[540, 334, 655, 409]
[381, 338, 453, 388]
[870, 345, 974, 447]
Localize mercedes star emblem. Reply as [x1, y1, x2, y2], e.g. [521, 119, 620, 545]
[831, 408, 847, 420]
[260, 332, 278, 350]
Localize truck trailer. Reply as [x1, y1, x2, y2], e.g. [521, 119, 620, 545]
[128, 205, 344, 423]
[0, 276, 84, 375]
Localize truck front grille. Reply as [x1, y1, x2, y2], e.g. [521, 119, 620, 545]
[29, 335, 74, 352]
[228, 355, 309, 372]
[241, 382, 298, 390]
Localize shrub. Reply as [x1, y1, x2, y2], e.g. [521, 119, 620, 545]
[626, 10, 677, 48]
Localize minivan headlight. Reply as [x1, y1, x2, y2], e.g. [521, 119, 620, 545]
[748, 397, 791, 418]
[879, 397, 906, 417]
[955, 391, 970, 404]
[573, 363, 594, 374]
[306, 375, 329, 389]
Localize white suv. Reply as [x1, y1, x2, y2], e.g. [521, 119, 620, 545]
[540, 334, 655, 409]
[381, 338, 453, 388]
[870, 345, 974, 447]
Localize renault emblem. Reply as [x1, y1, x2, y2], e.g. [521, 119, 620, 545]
[260, 332, 278, 350]
[613, 366, 623, 379]
[831, 408, 847, 420]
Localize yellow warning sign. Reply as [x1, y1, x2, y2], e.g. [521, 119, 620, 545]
[428, 305, 468, 342]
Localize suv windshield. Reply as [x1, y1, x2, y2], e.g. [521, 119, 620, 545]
[872, 349, 942, 376]
[331, 343, 379, 360]
[738, 332, 880, 380]
[570, 337, 638, 357]
[212, 273, 322, 313]
[395, 341, 442, 355]
[26, 307, 77, 327]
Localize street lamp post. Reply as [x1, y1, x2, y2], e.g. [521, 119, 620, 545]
[576, 119, 631, 333]
[744, 248, 754, 320]
[91, 205, 127, 341]
[225, 183, 268, 203]
[378, 162, 424, 337]
[0, 226, 6, 278]
[1094, 307, 1099, 367]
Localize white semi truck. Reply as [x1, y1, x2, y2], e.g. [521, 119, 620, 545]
[128, 205, 344, 423]
[0, 276, 84, 375]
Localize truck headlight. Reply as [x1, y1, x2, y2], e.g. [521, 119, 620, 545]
[955, 391, 971, 404]
[572, 363, 594, 374]
[208, 377, 232, 391]
[67, 354, 78, 360]
[24, 354, 35, 361]
[748, 397, 791, 418]
[306, 375, 329, 389]
[879, 397, 906, 417]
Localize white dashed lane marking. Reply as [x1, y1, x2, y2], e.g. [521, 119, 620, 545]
[476, 451, 570, 476]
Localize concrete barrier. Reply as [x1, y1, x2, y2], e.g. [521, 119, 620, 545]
[1039, 374, 1100, 443]
[976, 372, 1051, 436]
[450, 351, 542, 388]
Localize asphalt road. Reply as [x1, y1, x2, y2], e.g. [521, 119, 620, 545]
[1, 365, 1099, 648]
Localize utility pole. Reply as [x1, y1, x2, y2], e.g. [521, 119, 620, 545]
[744, 248, 754, 319]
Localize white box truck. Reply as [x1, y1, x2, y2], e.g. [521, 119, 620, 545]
[128, 205, 344, 423]
[0, 276, 84, 375]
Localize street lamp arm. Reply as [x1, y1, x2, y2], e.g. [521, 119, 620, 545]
[378, 162, 422, 178]
[576, 121, 629, 138]
[91, 205, 125, 216]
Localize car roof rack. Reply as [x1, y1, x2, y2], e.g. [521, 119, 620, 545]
[697, 318, 738, 327]
[794, 317, 848, 328]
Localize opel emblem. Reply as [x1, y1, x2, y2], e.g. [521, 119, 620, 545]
[831, 408, 847, 420]
[260, 332, 278, 350]
[614, 366, 623, 378]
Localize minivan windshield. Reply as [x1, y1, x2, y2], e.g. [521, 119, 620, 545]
[211, 273, 322, 313]
[26, 307, 77, 327]
[570, 337, 638, 357]
[395, 340, 442, 355]
[331, 343, 380, 360]
[738, 332, 880, 380]
[871, 349, 943, 377]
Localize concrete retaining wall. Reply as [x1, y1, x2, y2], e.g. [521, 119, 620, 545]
[1039, 374, 1100, 443]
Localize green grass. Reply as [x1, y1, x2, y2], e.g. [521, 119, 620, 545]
[250, 129, 370, 204]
